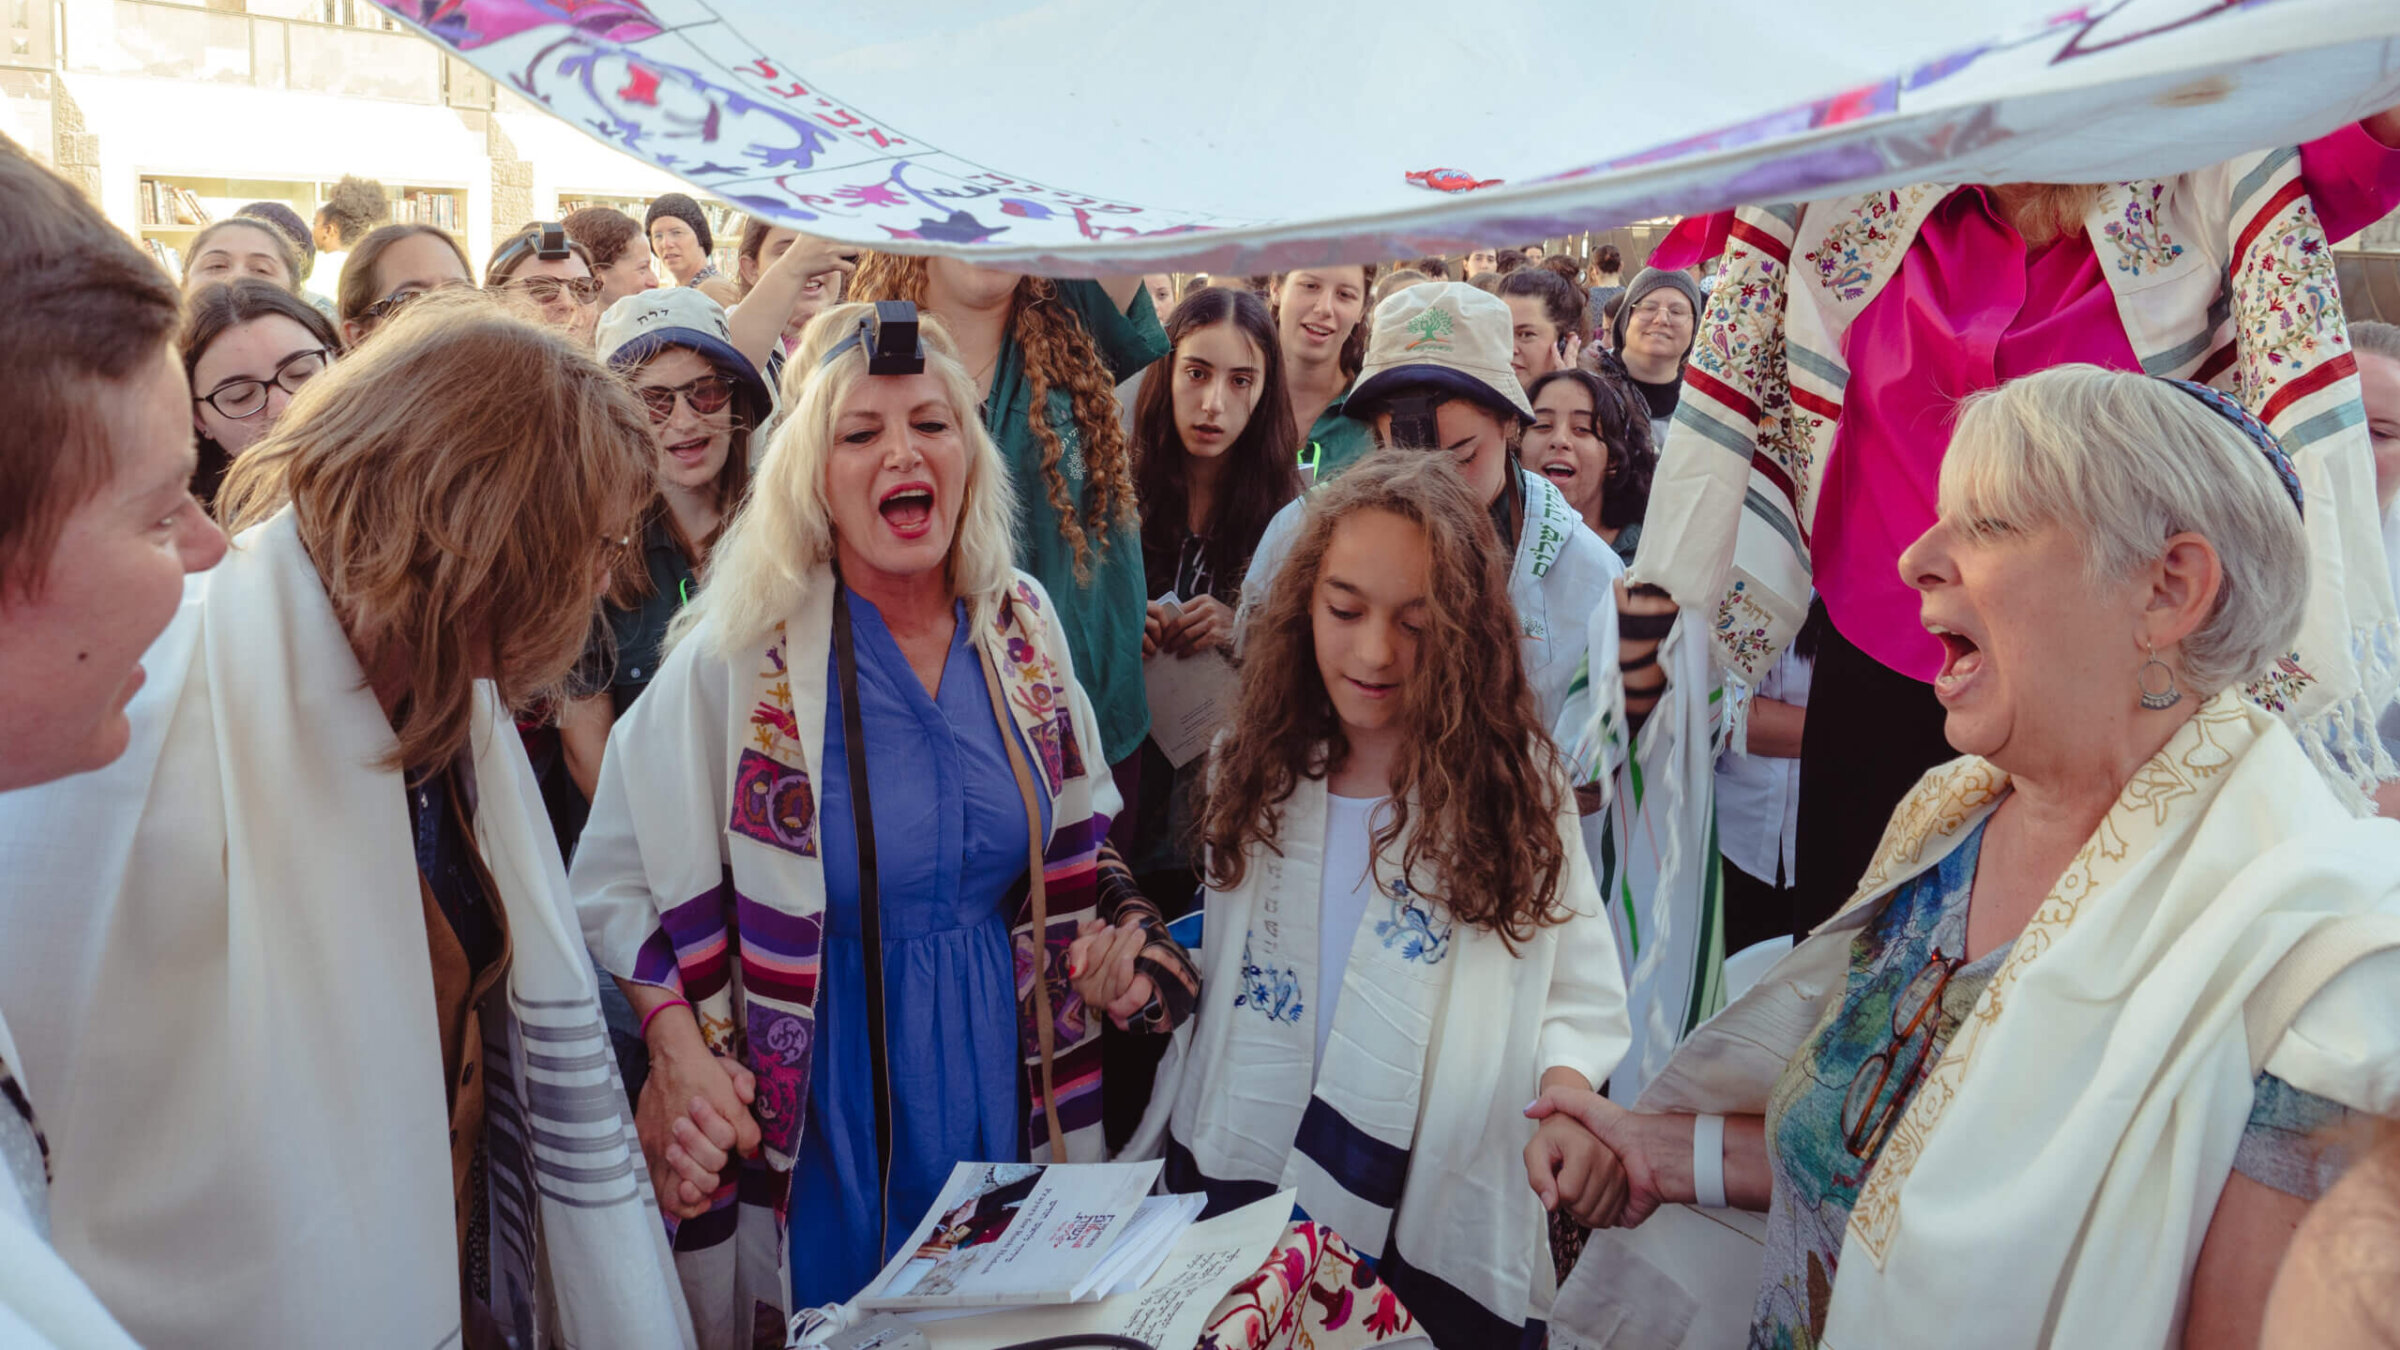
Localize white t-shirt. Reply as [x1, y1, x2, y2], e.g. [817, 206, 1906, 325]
[1316, 793, 1385, 1076]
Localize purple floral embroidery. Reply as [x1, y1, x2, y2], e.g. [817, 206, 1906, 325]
[728, 748, 817, 856]
[745, 1004, 813, 1154]
[1025, 712, 1084, 793]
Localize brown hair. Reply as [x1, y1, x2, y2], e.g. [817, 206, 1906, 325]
[219, 291, 653, 773]
[1199, 453, 1568, 950]
[337, 223, 472, 330]
[561, 207, 641, 270]
[181, 278, 344, 507]
[850, 254, 1135, 578]
[316, 175, 389, 248]
[0, 139, 185, 600]
[185, 218, 302, 294]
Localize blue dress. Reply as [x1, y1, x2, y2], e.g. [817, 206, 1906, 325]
[787, 591, 1051, 1311]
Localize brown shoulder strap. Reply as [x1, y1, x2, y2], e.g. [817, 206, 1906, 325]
[980, 634, 1067, 1158]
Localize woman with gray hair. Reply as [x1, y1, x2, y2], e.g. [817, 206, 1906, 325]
[1535, 365, 2400, 1350]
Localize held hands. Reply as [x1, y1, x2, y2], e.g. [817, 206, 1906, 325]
[1067, 916, 1158, 1029]
[635, 1016, 762, 1221]
[1524, 1086, 1671, 1229]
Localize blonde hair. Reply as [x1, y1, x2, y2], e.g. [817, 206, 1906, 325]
[850, 256, 1133, 580]
[218, 291, 654, 772]
[678, 302, 1019, 657]
[1940, 364, 2307, 696]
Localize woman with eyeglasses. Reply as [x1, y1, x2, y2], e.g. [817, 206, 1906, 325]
[181, 278, 341, 510]
[335, 222, 474, 347]
[486, 222, 605, 344]
[558, 288, 771, 806]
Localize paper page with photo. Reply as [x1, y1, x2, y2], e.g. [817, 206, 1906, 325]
[912, 1191, 1297, 1350]
[855, 1161, 1164, 1311]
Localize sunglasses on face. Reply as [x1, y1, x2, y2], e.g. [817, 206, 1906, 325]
[637, 374, 736, 423]
[194, 347, 330, 419]
[362, 278, 472, 323]
[496, 275, 604, 306]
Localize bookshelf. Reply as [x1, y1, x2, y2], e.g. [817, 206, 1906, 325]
[133, 173, 470, 276]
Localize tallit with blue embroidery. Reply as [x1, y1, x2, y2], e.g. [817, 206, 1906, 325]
[1137, 766, 1631, 1340]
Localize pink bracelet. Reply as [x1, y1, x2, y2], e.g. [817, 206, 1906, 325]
[639, 996, 692, 1040]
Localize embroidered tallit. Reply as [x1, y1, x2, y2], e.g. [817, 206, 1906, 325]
[0, 511, 692, 1349]
[1138, 769, 1630, 1344]
[573, 566, 1118, 1350]
[1241, 465, 1623, 724]
[1572, 692, 2400, 1349]
[1556, 607, 1727, 1103]
[1633, 150, 2400, 799]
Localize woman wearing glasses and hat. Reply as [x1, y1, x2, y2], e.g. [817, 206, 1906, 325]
[1239, 281, 1623, 728]
[557, 287, 772, 806]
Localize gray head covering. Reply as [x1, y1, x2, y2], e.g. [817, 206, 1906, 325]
[1610, 266, 1707, 366]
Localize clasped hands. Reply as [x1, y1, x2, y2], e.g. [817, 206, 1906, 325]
[1520, 1084, 1677, 1229]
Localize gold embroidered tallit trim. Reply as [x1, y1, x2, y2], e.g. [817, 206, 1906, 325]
[1844, 693, 2252, 1265]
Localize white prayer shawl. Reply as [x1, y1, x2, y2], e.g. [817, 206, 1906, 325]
[1556, 608, 1726, 1104]
[572, 567, 1120, 1350]
[0, 1013, 136, 1350]
[1613, 692, 2400, 1349]
[1137, 771, 1631, 1342]
[1241, 465, 1624, 726]
[0, 511, 693, 1350]
[1633, 148, 2400, 800]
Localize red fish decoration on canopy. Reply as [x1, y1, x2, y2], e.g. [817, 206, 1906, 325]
[1406, 167, 1504, 193]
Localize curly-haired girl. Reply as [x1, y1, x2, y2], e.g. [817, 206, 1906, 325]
[850, 255, 1164, 781]
[1146, 451, 1630, 1348]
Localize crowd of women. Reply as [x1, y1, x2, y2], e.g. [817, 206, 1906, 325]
[7, 92, 2400, 1350]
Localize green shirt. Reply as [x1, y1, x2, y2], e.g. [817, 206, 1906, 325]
[984, 280, 1169, 765]
[1298, 388, 1378, 485]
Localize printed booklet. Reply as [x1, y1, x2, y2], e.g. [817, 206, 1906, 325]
[854, 1161, 1202, 1312]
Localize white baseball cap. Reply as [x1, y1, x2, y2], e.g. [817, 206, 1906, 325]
[1345, 281, 1534, 424]
[594, 287, 770, 421]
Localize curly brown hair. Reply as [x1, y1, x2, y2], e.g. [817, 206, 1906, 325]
[849, 253, 1135, 580]
[1200, 453, 1569, 951]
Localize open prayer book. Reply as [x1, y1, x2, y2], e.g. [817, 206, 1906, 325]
[854, 1161, 1203, 1313]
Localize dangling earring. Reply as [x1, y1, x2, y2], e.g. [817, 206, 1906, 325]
[2138, 641, 2183, 711]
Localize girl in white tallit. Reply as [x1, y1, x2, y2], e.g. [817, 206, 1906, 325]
[0, 294, 693, 1350]
[1535, 367, 2400, 1350]
[1136, 453, 1632, 1349]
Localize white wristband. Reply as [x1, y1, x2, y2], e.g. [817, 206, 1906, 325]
[1692, 1113, 1728, 1209]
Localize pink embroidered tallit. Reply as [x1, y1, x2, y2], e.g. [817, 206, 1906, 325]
[1632, 147, 2400, 798]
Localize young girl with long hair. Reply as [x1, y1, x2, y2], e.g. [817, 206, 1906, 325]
[1144, 453, 1630, 1348]
[1524, 365, 1655, 567]
[850, 254, 1166, 800]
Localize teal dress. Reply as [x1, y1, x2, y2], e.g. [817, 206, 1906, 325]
[983, 282, 1168, 766]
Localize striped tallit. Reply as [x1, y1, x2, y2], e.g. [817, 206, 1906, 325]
[573, 566, 1116, 1350]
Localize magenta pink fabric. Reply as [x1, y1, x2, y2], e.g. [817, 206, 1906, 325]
[1814, 122, 2400, 682]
